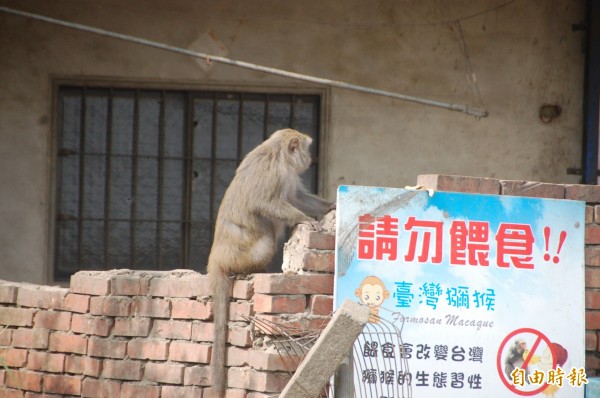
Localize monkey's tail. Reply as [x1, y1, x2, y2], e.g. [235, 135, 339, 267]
[210, 268, 230, 398]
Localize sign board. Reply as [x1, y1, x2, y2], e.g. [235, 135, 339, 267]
[334, 185, 585, 397]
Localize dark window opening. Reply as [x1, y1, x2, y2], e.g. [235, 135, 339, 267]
[54, 86, 322, 280]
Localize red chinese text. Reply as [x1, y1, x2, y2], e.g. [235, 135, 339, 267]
[357, 214, 399, 261]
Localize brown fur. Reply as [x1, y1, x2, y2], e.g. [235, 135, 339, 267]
[207, 128, 333, 397]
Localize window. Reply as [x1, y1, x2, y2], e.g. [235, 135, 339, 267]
[54, 86, 322, 280]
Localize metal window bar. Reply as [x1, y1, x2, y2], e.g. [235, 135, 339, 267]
[55, 86, 321, 279]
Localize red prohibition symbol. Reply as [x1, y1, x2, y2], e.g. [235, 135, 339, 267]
[496, 328, 557, 396]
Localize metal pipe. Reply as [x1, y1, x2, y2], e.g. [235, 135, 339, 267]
[583, 0, 600, 184]
[0, 6, 488, 119]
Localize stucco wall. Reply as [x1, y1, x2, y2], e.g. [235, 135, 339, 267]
[0, 0, 586, 283]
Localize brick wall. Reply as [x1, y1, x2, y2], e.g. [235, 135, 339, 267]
[0, 222, 336, 398]
[1, 175, 598, 397]
[416, 174, 600, 377]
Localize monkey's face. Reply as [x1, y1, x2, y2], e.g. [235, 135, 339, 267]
[287, 134, 313, 173]
[359, 284, 386, 307]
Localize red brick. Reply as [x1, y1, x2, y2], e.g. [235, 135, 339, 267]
[81, 378, 121, 397]
[88, 337, 127, 358]
[111, 275, 150, 296]
[0, 388, 24, 398]
[184, 365, 211, 386]
[33, 311, 71, 331]
[233, 280, 254, 300]
[152, 319, 191, 339]
[0, 328, 12, 345]
[144, 362, 184, 384]
[62, 293, 90, 313]
[587, 331, 597, 350]
[0, 307, 36, 327]
[587, 248, 600, 267]
[48, 332, 87, 354]
[586, 311, 600, 330]
[171, 298, 212, 320]
[254, 294, 306, 314]
[0, 348, 28, 367]
[24, 393, 65, 398]
[587, 290, 600, 309]
[417, 174, 500, 194]
[169, 341, 211, 363]
[254, 274, 333, 295]
[71, 314, 113, 336]
[89, 296, 132, 316]
[204, 388, 248, 398]
[12, 328, 50, 350]
[120, 383, 160, 398]
[587, 226, 600, 244]
[191, 322, 214, 342]
[42, 374, 82, 395]
[566, 184, 600, 202]
[228, 325, 252, 347]
[229, 301, 254, 321]
[248, 349, 300, 371]
[595, 205, 600, 224]
[310, 295, 333, 316]
[226, 347, 249, 367]
[500, 180, 565, 199]
[161, 386, 203, 398]
[247, 393, 277, 398]
[65, 356, 102, 377]
[302, 250, 335, 273]
[5, 370, 42, 391]
[586, 354, 600, 371]
[227, 367, 290, 392]
[113, 317, 151, 337]
[27, 351, 65, 373]
[131, 297, 171, 318]
[586, 268, 600, 288]
[127, 338, 169, 360]
[225, 389, 248, 398]
[102, 359, 143, 381]
[298, 229, 336, 250]
[70, 272, 111, 296]
[16, 286, 67, 309]
[0, 283, 18, 304]
[148, 272, 211, 298]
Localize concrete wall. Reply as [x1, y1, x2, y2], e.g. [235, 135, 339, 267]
[0, 0, 586, 283]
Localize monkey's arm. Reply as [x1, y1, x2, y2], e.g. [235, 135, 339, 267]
[255, 200, 320, 230]
[291, 186, 333, 218]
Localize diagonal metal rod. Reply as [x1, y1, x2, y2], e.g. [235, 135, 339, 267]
[0, 5, 488, 118]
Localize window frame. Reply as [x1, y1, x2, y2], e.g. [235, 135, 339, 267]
[49, 78, 330, 282]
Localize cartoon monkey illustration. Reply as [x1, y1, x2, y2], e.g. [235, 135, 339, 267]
[355, 275, 390, 323]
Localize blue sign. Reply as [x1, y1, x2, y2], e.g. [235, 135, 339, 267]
[334, 185, 585, 397]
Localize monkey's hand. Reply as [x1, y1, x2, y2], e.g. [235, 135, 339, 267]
[302, 218, 322, 232]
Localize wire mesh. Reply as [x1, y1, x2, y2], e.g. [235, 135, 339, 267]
[245, 305, 412, 398]
[350, 307, 412, 398]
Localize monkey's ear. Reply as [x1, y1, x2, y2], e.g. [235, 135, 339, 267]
[288, 137, 300, 152]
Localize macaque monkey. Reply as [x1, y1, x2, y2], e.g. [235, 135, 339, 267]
[355, 275, 390, 323]
[207, 128, 333, 397]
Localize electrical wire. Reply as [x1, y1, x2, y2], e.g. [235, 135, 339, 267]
[0, 5, 489, 118]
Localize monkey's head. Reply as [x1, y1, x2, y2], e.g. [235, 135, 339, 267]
[271, 128, 313, 173]
[355, 275, 390, 308]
